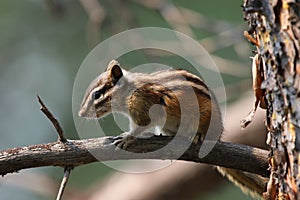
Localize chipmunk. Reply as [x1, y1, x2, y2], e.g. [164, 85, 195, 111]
[78, 60, 267, 198]
[78, 60, 222, 146]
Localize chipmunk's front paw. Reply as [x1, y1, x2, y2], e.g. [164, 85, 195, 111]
[113, 133, 136, 150]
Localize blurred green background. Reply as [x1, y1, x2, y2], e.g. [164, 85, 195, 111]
[0, 0, 255, 199]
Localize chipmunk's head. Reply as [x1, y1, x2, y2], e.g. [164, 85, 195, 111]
[78, 60, 126, 119]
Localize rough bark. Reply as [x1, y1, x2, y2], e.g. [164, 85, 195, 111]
[243, 0, 300, 199]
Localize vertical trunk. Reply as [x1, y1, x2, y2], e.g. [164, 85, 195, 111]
[243, 0, 300, 199]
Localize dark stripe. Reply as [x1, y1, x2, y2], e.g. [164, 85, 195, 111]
[192, 85, 212, 99]
[175, 69, 209, 90]
[184, 75, 209, 90]
[95, 95, 111, 109]
[166, 84, 211, 99]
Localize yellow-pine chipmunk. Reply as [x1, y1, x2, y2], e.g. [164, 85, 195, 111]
[78, 60, 267, 197]
[78, 60, 222, 147]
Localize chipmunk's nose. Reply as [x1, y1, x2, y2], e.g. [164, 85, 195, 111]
[78, 109, 86, 117]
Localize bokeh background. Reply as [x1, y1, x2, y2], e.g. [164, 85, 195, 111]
[0, 0, 263, 199]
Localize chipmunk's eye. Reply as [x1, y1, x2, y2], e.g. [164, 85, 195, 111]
[93, 91, 101, 100]
[93, 87, 106, 100]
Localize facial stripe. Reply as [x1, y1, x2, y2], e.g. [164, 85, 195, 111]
[95, 95, 111, 109]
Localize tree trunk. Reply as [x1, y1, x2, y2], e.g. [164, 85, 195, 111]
[243, 0, 300, 199]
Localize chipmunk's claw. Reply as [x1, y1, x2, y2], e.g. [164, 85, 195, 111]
[113, 133, 136, 150]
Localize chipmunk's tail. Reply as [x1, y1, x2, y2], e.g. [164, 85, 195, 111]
[217, 167, 268, 199]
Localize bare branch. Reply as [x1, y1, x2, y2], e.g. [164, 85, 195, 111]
[56, 166, 73, 200]
[0, 136, 269, 177]
[37, 95, 67, 143]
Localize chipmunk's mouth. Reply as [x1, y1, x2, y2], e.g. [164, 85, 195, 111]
[96, 109, 109, 118]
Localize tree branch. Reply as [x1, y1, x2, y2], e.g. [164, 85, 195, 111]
[56, 166, 73, 200]
[37, 95, 67, 143]
[0, 135, 269, 177]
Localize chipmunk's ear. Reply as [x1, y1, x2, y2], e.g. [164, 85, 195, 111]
[111, 64, 123, 84]
[106, 60, 119, 71]
[107, 60, 123, 85]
